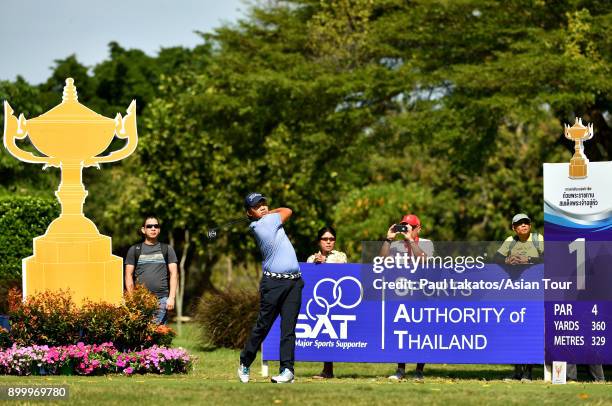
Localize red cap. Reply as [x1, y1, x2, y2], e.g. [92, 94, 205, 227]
[400, 214, 421, 227]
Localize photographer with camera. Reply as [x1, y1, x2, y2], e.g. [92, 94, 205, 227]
[380, 214, 434, 382]
[380, 214, 433, 260]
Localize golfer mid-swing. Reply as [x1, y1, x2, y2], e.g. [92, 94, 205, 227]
[238, 192, 304, 384]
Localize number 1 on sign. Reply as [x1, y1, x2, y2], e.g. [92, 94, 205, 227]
[568, 238, 585, 290]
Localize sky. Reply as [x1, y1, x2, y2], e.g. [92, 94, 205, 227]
[0, 0, 246, 84]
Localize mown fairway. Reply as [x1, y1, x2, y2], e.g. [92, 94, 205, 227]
[1, 324, 610, 405]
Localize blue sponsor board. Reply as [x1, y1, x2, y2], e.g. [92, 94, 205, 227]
[262, 263, 544, 363]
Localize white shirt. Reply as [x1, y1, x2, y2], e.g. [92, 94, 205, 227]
[388, 238, 434, 257]
[306, 250, 348, 264]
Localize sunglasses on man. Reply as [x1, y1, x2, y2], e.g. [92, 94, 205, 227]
[513, 220, 531, 227]
[145, 224, 160, 229]
[320, 237, 336, 242]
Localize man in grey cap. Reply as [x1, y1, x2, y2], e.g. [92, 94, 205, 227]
[496, 213, 544, 265]
[237, 192, 303, 384]
[497, 213, 544, 381]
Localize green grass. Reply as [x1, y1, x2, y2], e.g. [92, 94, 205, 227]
[1, 324, 610, 406]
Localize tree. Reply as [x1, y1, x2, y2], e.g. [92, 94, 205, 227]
[2, 0, 611, 314]
[364, 0, 612, 238]
[0, 77, 58, 197]
[38, 55, 96, 110]
[138, 0, 612, 299]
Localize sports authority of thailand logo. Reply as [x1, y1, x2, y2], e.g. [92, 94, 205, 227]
[306, 276, 363, 320]
[296, 276, 369, 344]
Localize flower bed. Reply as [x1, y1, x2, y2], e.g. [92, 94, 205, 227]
[0, 342, 193, 376]
[4, 287, 173, 350]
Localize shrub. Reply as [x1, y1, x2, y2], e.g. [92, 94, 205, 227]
[119, 286, 160, 349]
[0, 327, 10, 349]
[148, 324, 176, 348]
[79, 287, 163, 350]
[6, 287, 174, 350]
[195, 287, 259, 349]
[79, 301, 127, 346]
[0, 279, 20, 314]
[8, 289, 80, 347]
[0, 196, 59, 282]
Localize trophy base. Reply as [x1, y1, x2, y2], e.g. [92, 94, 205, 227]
[569, 163, 587, 179]
[22, 233, 123, 305]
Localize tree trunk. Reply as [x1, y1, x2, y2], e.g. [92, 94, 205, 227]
[175, 229, 190, 336]
[227, 256, 233, 287]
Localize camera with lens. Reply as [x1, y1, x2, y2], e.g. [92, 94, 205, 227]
[392, 224, 410, 233]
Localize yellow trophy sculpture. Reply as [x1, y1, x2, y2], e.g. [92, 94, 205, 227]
[564, 117, 593, 179]
[3, 78, 137, 304]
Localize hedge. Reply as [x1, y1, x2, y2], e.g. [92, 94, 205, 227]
[0, 195, 59, 282]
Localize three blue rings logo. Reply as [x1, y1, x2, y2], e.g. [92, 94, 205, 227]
[306, 276, 363, 320]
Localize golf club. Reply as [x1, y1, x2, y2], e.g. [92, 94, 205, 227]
[206, 217, 250, 240]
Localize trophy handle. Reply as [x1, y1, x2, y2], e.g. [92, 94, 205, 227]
[83, 100, 138, 168]
[3, 101, 60, 168]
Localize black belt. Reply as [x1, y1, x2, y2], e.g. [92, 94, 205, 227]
[263, 270, 301, 280]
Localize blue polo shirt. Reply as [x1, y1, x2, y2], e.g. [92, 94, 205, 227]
[250, 213, 300, 274]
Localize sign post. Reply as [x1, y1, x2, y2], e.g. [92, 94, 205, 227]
[543, 118, 612, 382]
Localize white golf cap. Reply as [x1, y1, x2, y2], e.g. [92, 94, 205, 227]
[512, 213, 531, 224]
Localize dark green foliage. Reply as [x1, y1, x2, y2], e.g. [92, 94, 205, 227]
[0, 79, 60, 196]
[38, 55, 96, 110]
[195, 288, 259, 349]
[1, 0, 612, 312]
[0, 196, 59, 281]
[333, 182, 456, 259]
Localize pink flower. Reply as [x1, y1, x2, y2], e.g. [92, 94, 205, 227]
[0, 344, 192, 376]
